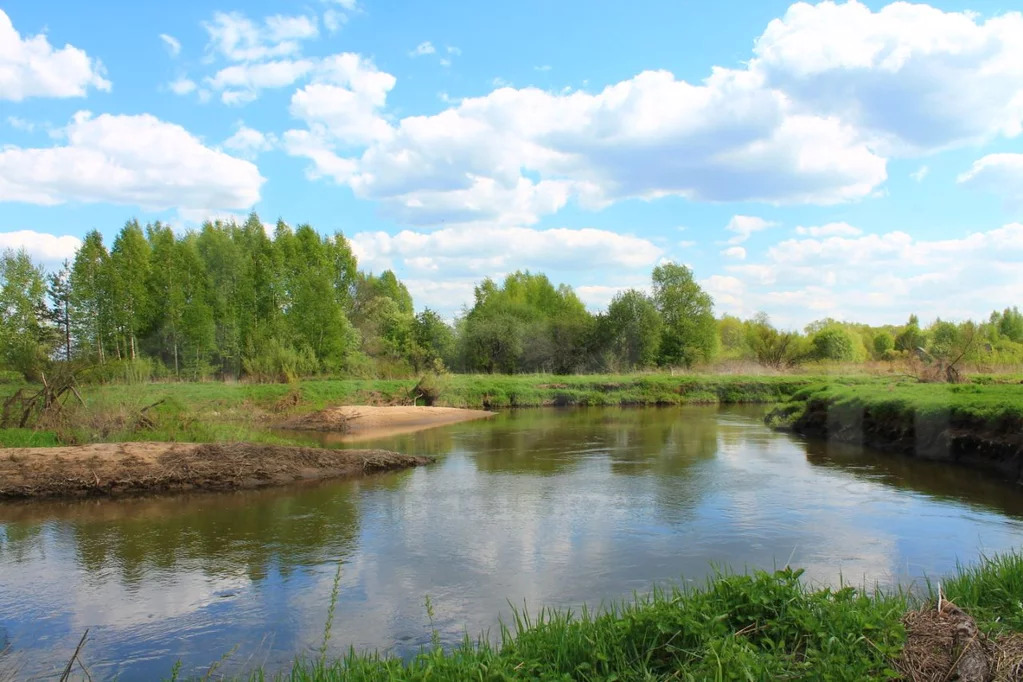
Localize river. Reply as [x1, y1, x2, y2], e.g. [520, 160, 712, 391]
[2, 405, 1022, 679]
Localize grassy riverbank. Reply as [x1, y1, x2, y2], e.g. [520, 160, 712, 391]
[200, 552, 1023, 681]
[767, 381, 1023, 482]
[3, 372, 1022, 448]
[0, 373, 848, 447]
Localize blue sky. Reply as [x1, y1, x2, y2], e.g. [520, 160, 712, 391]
[1, 0, 1022, 328]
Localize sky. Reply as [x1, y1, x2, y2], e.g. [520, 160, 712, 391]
[1, 0, 1023, 329]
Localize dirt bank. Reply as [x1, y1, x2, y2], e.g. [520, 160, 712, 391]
[281, 405, 496, 441]
[772, 398, 1023, 484]
[0, 442, 432, 500]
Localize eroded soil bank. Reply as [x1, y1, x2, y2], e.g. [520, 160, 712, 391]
[773, 397, 1023, 484]
[0, 442, 431, 499]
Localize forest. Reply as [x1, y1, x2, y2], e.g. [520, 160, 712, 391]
[1, 213, 1022, 383]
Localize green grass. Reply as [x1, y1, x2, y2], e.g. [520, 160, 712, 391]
[3, 373, 1021, 447]
[181, 552, 1023, 681]
[0, 427, 60, 447]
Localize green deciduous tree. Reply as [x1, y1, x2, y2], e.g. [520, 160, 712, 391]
[651, 262, 716, 367]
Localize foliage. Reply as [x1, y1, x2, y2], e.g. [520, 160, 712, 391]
[810, 325, 858, 362]
[188, 553, 1023, 681]
[598, 289, 662, 370]
[745, 313, 807, 368]
[651, 262, 717, 367]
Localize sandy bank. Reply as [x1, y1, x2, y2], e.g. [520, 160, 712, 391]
[0, 442, 431, 500]
[281, 405, 496, 441]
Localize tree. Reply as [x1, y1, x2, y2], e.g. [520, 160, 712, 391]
[745, 313, 804, 368]
[810, 326, 856, 362]
[109, 220, 152, 360]
[0, 249, 53, 377]
[601, 289, 662, 370]
[873, 331, 895, 358]
[47, 260, 73, 361]
[997, 306, 1023, 343]
[651, 263, 716, 367]
[411, 309, 455, 371]
[895, 314, 927, 353]
[69, 231, 111, 362]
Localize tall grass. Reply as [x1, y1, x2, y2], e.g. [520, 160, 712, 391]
[199, 553, 1023, 680]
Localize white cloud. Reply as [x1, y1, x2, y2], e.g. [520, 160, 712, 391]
[410, 41, 436, 57]
[203, 11, 318, 62]
[288, 68, 886, 227]
[958, 153, 1023, 210]
[159, 33, 181, 57]
[793, 222, 862, 237]
[0, 111, 264, 212]
[752, 1, 1023, 153]
[910, 165, 929, 182]
[350, 224, 662, 277]
[323, 10, 346, 33]
[722, 246, 747, 260]
[7, 116, 36, 132]
[284, 1, 1023, 229]
[726, 215, 776, 244]
[265, 15, 318, 42]
[0, 9, 110, 101]
[287, 53, 396, 147]
[207, 58, 315, 104]
[223, 125, 276, 157]
[168, 77, 197, 95]
[0, 231, 82, 264]
[720, 223, 1023, 326]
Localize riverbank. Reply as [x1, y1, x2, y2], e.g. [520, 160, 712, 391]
[281, 405, 496, 441]
[0, 442, 431, 499]
[767, 383, 1023, 483]
[215, 552, 1023, 680]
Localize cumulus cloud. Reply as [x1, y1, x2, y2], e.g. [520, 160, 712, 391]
[793, 222, 862, 237]
[168, 77, 197, 95]
[286, 68, 886, 226]
[958, 153, 1023, 210]
[722, 246, 747, 260]
[0, 230, 82, 264]
[910, 165, 929, 182]
[223, 124, 276, 157]
[159, 33, 181, 57]
[350, 224, 662, 276]
[720, 223, 1023, 326]
[281, 1, 1023, 230]
[752, 1, 1023, 153]
[726, 216, 777, 244]
[203, 11, 318, 62]
[0, 111, 264, 213]
[0, 9, 110, 100]
[207, 58, 315, 104]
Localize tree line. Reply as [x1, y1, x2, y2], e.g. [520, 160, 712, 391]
[2, 214, 1022, 382]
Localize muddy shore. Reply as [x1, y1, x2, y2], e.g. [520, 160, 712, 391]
[0, 442, 432, 500]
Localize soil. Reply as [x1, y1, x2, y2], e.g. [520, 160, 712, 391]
[0, 442, 432, 500]
[773, 398, 1023, 484]
[280, 405, 496, 441]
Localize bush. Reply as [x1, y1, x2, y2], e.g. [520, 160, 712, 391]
[810, 326, 857, 362]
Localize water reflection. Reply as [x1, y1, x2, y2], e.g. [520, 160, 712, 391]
[1, 406, 1022, 680]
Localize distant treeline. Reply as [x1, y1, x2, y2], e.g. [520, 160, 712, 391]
[1, 213, 1021, 381]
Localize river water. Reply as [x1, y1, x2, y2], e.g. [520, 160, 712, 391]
[2, 406, 1022, 680]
